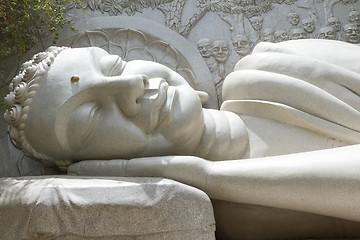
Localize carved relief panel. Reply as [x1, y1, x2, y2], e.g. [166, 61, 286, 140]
[71, 28, 190, 83]
[72, 0, 359, 106]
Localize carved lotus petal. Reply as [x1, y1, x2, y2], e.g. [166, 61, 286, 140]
[8, 104, 22, 127]
[14, 82, 28, 104]
[5, 92, 15, 109]
[23, 65, 37, 81]
[72, 31, 110, 49]
[32, 52, 49, 64]
[113, 29, 147, 54]
[148, 40, 179, 69]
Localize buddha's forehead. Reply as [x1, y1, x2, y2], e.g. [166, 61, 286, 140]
[25, 47, 111, 156]
[55, 47, 108, 69]
[30, 47, 110, 121]
[69, 46, 108, 55]
[45, 47, 111, 90]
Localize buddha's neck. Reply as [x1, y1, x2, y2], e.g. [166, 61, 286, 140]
[193, 109, 249, 160]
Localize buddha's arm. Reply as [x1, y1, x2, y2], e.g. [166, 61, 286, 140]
[207, 145, 360, 222]
[68, 144, 360, 222]
[68, 156, 211, 190]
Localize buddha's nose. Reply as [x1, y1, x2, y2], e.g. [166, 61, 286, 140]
[92, 74, 148, 117]
[143, 77, 166, 100]
[116, 74, 148, 117]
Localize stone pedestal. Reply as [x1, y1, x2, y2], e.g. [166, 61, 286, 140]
[213, 200, 360, 240]
[0, 176, 215, 240]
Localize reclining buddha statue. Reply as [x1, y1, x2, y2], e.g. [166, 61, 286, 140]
[4, 39, 360, 229]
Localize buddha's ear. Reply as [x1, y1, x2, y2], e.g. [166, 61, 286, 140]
[195, 90, 209, 105]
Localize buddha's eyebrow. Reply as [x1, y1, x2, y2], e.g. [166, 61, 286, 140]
[109, 56, 126, 76]
[99, 55, 126, 76]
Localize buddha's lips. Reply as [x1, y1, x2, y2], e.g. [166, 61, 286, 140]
[154, 84, 176, 132]
[143, 79, 176, 133]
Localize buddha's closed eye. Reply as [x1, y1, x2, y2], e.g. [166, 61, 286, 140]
[100, 55, 126, 77]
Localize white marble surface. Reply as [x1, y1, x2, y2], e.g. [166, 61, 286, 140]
[2, 37, 360, 240]
[0, 176, 215, 240]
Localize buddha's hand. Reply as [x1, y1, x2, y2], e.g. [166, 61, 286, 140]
[67, 156, 211, 189]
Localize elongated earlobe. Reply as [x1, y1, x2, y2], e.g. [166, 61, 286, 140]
[195, 90, 209, 105]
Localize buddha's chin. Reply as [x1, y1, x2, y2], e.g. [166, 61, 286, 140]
[194, 109, 249, 161]
[139, 88, 205, 156]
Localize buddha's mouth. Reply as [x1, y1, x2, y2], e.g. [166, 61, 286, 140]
[154, 85, 176, 132]
[141, 78, 177, 133]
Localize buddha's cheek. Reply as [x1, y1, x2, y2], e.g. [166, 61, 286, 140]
[158, 86, 205, 154]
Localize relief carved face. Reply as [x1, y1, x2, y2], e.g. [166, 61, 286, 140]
[212, 40, 230, 63]
[263, 28, 275, 42]
[197, 38, 213, 58]
[343, 24, 360, 43]
[328, 17, 341, 32]
[274, 30, 289, 42]
[291, 28, 307, 40]
[25, 47, 206, 161]
[349, 11, 360, 25]
[292, 28, 307, 40]
[232, 35, 252, 56]
[318, 27, 336, 40]
[250, 16, 264, 31]
[302, 18, 315, 33]
[287, 12, 300, 26]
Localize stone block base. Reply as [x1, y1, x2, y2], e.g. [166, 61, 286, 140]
[0, 176, 215, 240]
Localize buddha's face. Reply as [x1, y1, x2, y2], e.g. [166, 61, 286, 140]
[25, 47, 205, 162]
[197, 38, 213, 58]
[232, 35, 251, 56]
[328, 17, 341, 32]
[292, 28, 307, 40]
[212, 40, 230, 63]
[318, 27, 335, 40]
[287, 13, 300, 26]
[302, 19, 315, 33]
